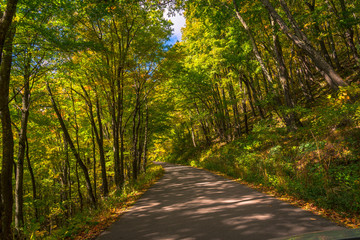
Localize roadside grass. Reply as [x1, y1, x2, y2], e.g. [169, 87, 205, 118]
[39, 164, 164, 240]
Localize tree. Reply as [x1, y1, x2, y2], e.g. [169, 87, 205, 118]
[259, 0, 347, 90]
[0, 1, 18, 239]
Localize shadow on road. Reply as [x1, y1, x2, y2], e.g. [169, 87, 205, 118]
[97, 162, 342, 240]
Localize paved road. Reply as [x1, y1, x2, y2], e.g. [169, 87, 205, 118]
[97, 162, 343, 240]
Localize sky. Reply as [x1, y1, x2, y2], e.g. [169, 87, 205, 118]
[163, 9, 186, 45]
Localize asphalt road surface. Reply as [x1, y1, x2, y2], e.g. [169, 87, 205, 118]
[97, 162, 343, 240]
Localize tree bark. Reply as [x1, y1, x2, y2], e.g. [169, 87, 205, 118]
[96, 96, 109, 197]
[142, 93, 149, 172]
[132, 85, 141, 181]
[0, 24, 16, 240]
[25, 137, 39, 220]
[15, 61, 31, 237]
[92, 128, 97, 200]
[0, 0, 18, 62]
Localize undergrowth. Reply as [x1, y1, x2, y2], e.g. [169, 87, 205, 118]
[159, 85, 360, 228]
[35, 164, 164, 239]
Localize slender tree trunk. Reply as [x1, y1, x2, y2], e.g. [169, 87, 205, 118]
[325, 21, 342, 70]
[62, 134, 70, 216]
[46, 83, 96, 208]
[64, 136, 72, 216]
[25, 137, 38, 220]
[112, 115, 121, 190]
[242, 74, 265, 119]
[119, 82, 125, 187]
[233, 0, 273, 86]
[270, 15, 301, 129]
[81, 86, 109, 197]
[117, 70, 125, 189]
[136, 107, 143, 175]
[92, 128, 97, 200]
[298, 55, 316, 103]
[15, 63, 31, 237]
[227, 82, 241, 138]
[132, 86, 141, 181]
[96, 97, 108, 197]
[194, 103, 211, 145]
[75, 162, 83, 211]
[338, 0, 360, 63]
[243, 78, 257, 118]
[221, 87, 232, 141]
[142, 96, 149, 172]
[305, 0, 333, 66]
[239, 79, 249, 134]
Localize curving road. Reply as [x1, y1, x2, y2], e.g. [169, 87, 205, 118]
[97, 162, 343, 240]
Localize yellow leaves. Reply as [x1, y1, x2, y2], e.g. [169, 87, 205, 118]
[240, 8, 248, 14]
[304, 22, 315, 29]
[107, 5, 117, 12]
[34, 230, 47, 239]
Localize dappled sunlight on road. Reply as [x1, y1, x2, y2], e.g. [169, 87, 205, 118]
[97, 163, 342, 240]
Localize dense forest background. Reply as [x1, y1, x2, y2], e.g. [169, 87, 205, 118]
[1, 0, 360, 239]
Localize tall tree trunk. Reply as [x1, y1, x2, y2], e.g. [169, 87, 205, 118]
[338, 0, 360, 63]
[15, 61, 31, 237]
[92, 128, 97, 200]
[233, 0, 274, 86]
[325, 21, 342, 70]
[96, 97, 108, 197]
[221, 87, 232, 141]
[213, 84, 226, 141]
[62, 134, 70, 216]
[136, 107, 143, 175]
[298, 55, 316, 103]
[242, 74, 266, 119]
[260, 0, 347, 90]
[270, 15, 301, 129]
[46, 83, 96, 208]
[305, 0, 333, 66]
[81, 86, 109, 197]
[63, 135, 72, 216]
[239, 79, 249, 134]
[117, 69, 125, 189]
[194, 103, 211, 145]
[142, 94, 149, 172]
[25, 137, 38, 220]
[227, 82, 241, 138]
[132, 86, 141, 181]
[0, 0, 18, 59]
[0, 24, 16, 240]
[112, 119, 121, 189]
[75, 162, 83, 211]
